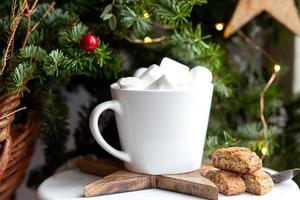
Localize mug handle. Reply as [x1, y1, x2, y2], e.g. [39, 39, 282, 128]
[89, 100, 131, 163]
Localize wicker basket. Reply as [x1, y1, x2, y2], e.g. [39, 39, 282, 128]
[0, 94, 38, 200]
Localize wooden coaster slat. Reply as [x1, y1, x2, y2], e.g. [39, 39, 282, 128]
[77, 158, 122, 177]
[157, 171, 218, 200]
[85, 170, 153, 197]
[82, 158, 218, 200]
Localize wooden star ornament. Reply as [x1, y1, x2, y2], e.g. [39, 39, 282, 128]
[77, 158, 218, 200]
[85, 169, 218, 199]
[224, 0, 300, 38]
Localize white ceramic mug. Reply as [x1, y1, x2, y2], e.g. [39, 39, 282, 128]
[89, 84, 214, 175]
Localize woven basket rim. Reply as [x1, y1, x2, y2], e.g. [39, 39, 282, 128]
[0, 94, 37, 175]
[0, 110, 38, 200]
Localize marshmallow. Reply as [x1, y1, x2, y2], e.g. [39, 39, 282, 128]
[117, 77, 146, 90]
[115, 58, 213, 91]
[111, 83, 120, 89]
[159, 57, 189, 86]
[139, 64, 164, 86]
[146, 75, 175, 90]
[188, 66, 213, 87]
[133, 67, 147, 78]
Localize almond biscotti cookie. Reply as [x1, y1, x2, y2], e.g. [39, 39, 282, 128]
[205, 168, 246, 195]
[242, 169, 274, 195]
[212, 147, 262, 174]
[199, 165, 219, 177]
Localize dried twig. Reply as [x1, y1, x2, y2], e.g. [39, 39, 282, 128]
[238, 30, 276, 64]
[30, 0, 39, 12]
[260, 72, 277, 134]
[31, 1, 56, 32]
[0, 1, 27, 76]
[0, 107, 27, 120]
[11, 0, 17, 20]
[153, 22, 173, 30]
[22, 0, 31, 48]
[237, 30, 279, 143]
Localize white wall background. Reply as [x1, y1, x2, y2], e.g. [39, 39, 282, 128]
[294, 36, 300, 94]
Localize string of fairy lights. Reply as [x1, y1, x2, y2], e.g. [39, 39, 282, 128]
[215, 22, 281, 157]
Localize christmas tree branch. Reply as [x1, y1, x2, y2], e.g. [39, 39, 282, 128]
[31, 1, 56, 32]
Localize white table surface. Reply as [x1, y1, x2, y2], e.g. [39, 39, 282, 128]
[37, 168, 300, 200]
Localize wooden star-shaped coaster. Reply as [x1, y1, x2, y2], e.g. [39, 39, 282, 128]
[224, 0, 300, 38]
[79, 158, 218, 200]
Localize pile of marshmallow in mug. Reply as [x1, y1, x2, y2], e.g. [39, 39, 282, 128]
[113, 57, 213, 90]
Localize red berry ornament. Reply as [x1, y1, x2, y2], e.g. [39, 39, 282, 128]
[80, 33, 99, 52]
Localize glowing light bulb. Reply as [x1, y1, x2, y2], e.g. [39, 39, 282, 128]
[261, 146, 268, 156]
[144, 36, 152, 44]
[215, 23, 224, 31]
[143, 10, 150, 19]
[274, 64, 281, 73]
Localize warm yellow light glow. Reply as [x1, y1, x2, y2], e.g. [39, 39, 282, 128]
[144, 36, 152, 44]
[143, 10, 150, 19]
[274, 64, 281, 73]
[215, 23, 224, 31]
[261, 146, 268, 156]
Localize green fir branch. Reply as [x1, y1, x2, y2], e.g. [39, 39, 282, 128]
[59, 23, 88, 48]
[92, 43, 112, 67]
[7, 62, 34, 96]
[39, 88, 69, 172]
[64, 51, 86, 72]
[63, 43, 113, 73]
[19, 45, 47, 62]
[236, 123, 278, 156]
[43, 50, 68, 77]
[120, 6, 152, 36]
[149, 0, 206, 26]
[214, 78, 233, 98]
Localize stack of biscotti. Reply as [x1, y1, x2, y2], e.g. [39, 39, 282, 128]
[200, 147, 274, 196]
